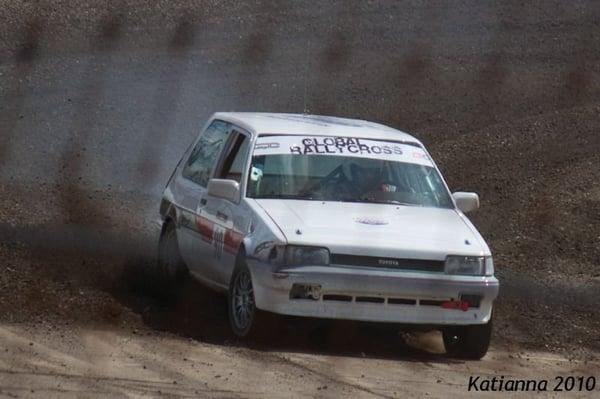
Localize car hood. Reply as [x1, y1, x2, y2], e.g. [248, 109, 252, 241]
[254, 199, 489, 260]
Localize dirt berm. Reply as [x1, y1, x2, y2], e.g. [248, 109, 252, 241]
[1, 1, 599, 397]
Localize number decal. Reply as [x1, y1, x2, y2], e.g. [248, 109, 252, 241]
[212, 225, 226, 259]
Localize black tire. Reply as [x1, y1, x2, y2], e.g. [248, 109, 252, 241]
[442, 319, 492, 360]
[156, 220, 187, 299]
[227, 258, 266, 339]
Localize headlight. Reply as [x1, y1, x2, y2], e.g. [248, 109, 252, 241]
[284, 246, 330, 266]
[445, 255, 494, 276]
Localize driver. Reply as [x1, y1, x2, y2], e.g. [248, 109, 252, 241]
[344, 160, 393, 195]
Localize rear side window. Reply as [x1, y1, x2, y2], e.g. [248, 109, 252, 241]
[182, 120, 230, 187]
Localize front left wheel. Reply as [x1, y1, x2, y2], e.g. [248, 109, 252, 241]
[228, 262, 259, 338]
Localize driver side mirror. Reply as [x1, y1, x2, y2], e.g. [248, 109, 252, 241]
[207, 178, 240, 202]
[452, 192, 479, 213]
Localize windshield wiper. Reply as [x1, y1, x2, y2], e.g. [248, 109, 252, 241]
[255, 194, 319, 200]
[356, 197, 422, 206]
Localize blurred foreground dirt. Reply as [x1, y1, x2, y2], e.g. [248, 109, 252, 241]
[1, 0, 600, 396]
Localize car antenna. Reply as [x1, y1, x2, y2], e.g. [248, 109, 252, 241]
[302, 39, 310, 115]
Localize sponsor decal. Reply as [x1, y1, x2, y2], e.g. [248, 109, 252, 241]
[250, 166, 263, 181]
[224, 228, 243, 254]
[253, 135, 434, 167]
[196, 216, 213, 243]
[289, 137, 403, 156]
[378, 259, 399, 266]
[412, 151, 429, 160]
[195, 214, 244, 259]
[254, 142, 280, 150]
[355, 217, 388, 225]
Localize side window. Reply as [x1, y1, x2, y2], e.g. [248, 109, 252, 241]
[217, 131, 250, 183]
[182, 120, 230, 187]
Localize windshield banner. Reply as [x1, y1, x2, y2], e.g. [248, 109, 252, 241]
[253, 136, 434, 167]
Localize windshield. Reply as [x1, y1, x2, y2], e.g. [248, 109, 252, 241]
[247, 135, 453, 208]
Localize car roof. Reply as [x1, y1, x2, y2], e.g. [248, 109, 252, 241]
[212, 112, 421, 144]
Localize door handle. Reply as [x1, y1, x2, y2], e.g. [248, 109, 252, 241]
[199, 198, 207, 206]
[216, 211, 228, 221]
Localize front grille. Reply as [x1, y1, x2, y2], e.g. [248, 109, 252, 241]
[330, 254, 444, 272]
[420, 299, 445, 306]
[291, 292, 467, 308]
[323, 294, 352, 302]
[388, 298, 417, 305]
[356, 296, 385, 304]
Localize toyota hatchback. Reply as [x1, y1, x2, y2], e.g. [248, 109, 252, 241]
[158, 112, 499, 359]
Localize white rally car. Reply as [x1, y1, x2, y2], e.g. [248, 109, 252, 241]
[158, 112, 499, 359]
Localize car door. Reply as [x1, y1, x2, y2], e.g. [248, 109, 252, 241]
[174, 119, 232, 284]
[201, 127, 252, 286]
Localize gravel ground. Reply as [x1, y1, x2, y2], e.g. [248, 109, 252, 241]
[1, 0, 600, 396]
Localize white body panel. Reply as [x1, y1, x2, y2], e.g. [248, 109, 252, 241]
[254, 199, 489, 259]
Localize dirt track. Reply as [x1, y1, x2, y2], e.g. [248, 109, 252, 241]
[1, 0, 600, 397]
[2, 323, 598, 398]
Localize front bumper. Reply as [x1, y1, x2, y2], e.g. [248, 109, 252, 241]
[248, 260, 499, 325]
